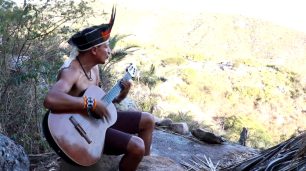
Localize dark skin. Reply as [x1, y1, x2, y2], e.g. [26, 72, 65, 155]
[44, 42, 154, 171]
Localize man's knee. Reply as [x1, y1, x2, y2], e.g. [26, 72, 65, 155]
[141, 112, 155, 129]
[127, 136, 145, 157]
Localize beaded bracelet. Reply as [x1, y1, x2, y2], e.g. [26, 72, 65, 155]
[83, 96, 99, 118]
[83, 96, 88, 109]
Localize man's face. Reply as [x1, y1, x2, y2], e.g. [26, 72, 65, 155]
[94, 41, 111, 64]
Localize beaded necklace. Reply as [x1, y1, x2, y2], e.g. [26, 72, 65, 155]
[76, 56, 93, 81]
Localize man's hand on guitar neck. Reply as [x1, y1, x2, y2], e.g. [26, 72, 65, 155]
[114, 80, 132, 103]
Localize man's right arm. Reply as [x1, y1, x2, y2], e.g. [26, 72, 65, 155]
[44, 68, 110, 119]
[43, 68, 86, 115]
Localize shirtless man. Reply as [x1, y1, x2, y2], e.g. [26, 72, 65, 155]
[43, 8, 154, 171]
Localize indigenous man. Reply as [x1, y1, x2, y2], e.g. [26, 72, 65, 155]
[43, 7, 154, 171]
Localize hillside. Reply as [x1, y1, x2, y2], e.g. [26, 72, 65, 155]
[90, 1, 306, 148]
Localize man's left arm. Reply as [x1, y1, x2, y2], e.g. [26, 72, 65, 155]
[113, 80, 132, 103]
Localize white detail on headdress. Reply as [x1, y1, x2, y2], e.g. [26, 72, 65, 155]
[69, 46, 79, 59]
[78, 39, 110, 52]
[60, 46, 79, 70]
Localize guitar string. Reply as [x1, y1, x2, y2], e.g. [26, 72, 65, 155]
[81, 73, 130, 124]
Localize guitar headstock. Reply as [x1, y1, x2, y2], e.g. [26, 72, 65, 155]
[126, 63, 137, 78]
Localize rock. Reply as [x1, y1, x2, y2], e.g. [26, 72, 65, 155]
[60, 155, 184, 171]
[169, 122, 189, 135]
[155, 118, 173, 127]
[138, 156, 184, 171]
[191, 128, 224, 144]
[60, 155, 120, 171]
[114, 97, 139, 111]
[39, 129, 259, 171]
[152, 129, 258, 169]
[153, 115, 162, 124]
[0, 133, 30, 171]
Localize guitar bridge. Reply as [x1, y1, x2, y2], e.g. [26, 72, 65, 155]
[69, 116, 92, 144]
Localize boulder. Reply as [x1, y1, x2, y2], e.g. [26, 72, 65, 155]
[138, 156, 184, 171]
[0, 133, 30, 171]
[155, 118, 173, 127]
[152, 129, 259, 169]
[114, 97, 139, 111]
[169, 122, 189, 135]
[60, 155, 120, 171]
[59, 129, 258, 170]
[191, 128, 225, 144]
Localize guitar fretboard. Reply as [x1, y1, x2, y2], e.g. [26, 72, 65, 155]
[101, 73, 132, 105]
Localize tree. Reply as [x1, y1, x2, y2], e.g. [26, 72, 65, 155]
[0, 0, 96, 154]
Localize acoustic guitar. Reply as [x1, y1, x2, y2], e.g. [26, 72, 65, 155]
[43, 64, 137, 166]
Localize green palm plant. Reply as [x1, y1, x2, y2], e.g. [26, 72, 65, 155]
[99, 34, 138, 89]
[100, 34, 138, 76]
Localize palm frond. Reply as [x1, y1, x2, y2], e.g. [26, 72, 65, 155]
[109, 34, 134, 49]
[110, 45, 139, 62]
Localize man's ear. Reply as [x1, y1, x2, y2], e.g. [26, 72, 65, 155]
[91, 47, 97, 55]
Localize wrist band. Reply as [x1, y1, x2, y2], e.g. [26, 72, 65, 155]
[83, 96, 88, 109]
[86, 96, 100, 119]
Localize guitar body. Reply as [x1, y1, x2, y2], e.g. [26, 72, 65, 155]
[47, 85, 117, 166]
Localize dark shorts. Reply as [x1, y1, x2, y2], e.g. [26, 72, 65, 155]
[103, 111, 142, 155]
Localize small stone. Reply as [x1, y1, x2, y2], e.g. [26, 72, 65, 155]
[156, 118, 173, 127]
[169, 122, 189, 135]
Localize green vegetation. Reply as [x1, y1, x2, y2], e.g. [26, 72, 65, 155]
[122, 7, 306, 149]
[0, 0, 95, 153]
[99, 34, 139, 89]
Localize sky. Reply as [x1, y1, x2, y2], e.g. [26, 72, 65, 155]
[10, 0, 306, 33]
[199, 0, 306, 33]
[115, 0, 306, 33]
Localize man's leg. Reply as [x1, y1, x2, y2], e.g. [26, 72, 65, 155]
[104, 111, 154, 170]
[119, 136, 145, 171]
[138, 112, 155, 155]
[104, 129, 145, 171]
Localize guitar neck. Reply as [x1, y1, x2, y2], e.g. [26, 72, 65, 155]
[101, 73, 131, 105]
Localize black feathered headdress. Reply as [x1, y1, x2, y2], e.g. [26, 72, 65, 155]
[68, 6, 116, 51]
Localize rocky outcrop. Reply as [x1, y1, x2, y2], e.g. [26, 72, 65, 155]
[152, 129, 258, 169]
[60, 155, 184, 171]
[156, 118, 225, 144]
[137, 156, 184, 171]
[0, 133, 30, 171]
[55, 102, 258, 170]
[60, 155, 121, 171]
[59, 129, 258, 170]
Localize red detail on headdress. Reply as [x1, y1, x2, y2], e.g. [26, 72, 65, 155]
[101, 6, 116, 40]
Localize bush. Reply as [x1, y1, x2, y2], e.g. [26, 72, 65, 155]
[0, 0, 95, 154]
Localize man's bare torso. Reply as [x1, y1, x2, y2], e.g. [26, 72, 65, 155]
[58, 59, 100, 97]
